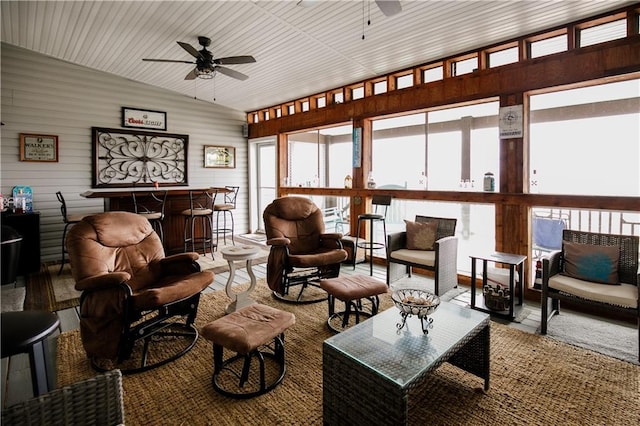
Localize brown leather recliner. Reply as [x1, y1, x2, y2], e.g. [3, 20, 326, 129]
[263, 196, 347, 303]
[66, 211, 214, 373]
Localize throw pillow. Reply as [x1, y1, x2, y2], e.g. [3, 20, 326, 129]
[405, 220, 437, 251]
[563, 241, 620, 285]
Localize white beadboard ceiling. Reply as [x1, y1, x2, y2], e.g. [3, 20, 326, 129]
[1, 1, 635, 113]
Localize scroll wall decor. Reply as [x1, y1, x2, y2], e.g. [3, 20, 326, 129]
[92, 127, 188, 188]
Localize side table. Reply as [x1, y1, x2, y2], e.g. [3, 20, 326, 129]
[470, 251, 526, 321]
[221, 245, 262, 314]
[1, 311, 60, 396]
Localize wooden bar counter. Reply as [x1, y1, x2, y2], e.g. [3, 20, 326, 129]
[81, 188, 228, 255]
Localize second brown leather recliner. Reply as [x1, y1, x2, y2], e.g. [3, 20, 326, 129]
[263, 196, 347, 303]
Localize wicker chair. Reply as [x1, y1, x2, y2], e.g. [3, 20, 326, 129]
[1, 370, 124, 425]
[386, 215, 458, 296]
[540, 229, 639, 362]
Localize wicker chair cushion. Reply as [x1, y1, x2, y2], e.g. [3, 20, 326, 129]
[563, 242, 619, 284]
[549, 274, 637, 308]
[404, 219, 437, 250]
[389, 248, 436, 267]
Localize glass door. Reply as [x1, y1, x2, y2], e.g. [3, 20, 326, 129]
[254, 141, 276, 233]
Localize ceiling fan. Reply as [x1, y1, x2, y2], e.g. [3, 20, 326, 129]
[142, 36, 256, 81]
[297, 0, 402, 17]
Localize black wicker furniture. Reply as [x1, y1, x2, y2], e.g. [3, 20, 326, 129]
[386, 215, 458, 296]
[540, 229, 639, 362]
[323, 302, 490, 425]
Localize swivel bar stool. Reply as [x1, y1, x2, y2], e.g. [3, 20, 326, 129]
[181, 189, 217, 259]
[354, 195, 392, 275]
[213, 186, 239, 247]
[132, 190, 168, 245]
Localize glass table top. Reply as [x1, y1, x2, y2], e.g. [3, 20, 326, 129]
[324, 301, 489, 388]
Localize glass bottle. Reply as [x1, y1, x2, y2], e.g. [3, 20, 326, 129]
[367, 171, 376, 189]
[344, 175, 352, 189]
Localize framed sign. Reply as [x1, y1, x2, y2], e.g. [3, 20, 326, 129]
[19, 133, 59, 162]
[204, 145, 236, 169]
[499, 105, 523, 139]
[122, 107, 167, 131]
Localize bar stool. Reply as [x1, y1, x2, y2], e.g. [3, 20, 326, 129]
[354, 195, 392, 275]
[181, 189, 217, 259]
[213, 186, 239, 247]
[56, 191, 101, 275]
[132, 190, 167, 245]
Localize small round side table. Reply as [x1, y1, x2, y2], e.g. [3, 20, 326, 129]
[1, 310, 60, 396]
[221, 245, 262, 314]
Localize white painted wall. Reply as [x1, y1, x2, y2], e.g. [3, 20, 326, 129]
[1, 43, 249, 264]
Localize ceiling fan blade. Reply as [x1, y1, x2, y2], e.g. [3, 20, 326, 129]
[184, 68, 199, 80]
[215, 55, 256, 65]
[142, 58, 195, 64]
[177, 41, 203, 59]
[376, 0, 402, 16]
[215, 66, 249, 81]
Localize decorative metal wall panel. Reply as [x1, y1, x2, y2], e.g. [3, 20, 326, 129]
[92, 127, 188, 188]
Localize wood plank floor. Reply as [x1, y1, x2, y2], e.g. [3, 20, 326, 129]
[1, 257, 541, 410]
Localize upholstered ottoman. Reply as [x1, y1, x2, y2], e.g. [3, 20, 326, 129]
[319, 275, 388, 332]
[201, 304, 295, 398]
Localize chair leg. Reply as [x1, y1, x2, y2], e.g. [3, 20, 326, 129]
[58, 223, 70, 275]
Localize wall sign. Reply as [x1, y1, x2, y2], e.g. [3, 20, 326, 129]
[19, 133, 59, 162]
[352, 127, 362, 168]
[499, 105, 523, 139]
[122, 107, 167, 131]
[204, 145, 236, 169]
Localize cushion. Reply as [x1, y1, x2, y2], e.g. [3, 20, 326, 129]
[405, 220, 437, 250]
[563, 241, 620, 285]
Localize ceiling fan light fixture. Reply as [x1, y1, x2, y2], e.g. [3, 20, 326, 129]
[196, 69, 215, 79]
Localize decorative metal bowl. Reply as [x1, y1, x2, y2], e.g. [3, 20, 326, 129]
[391, 288, 441, 334]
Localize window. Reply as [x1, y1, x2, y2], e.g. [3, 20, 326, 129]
[351, 86, 364, 100]
[301, 100, 309, 112]
[452, 56, 477, 76]
[396, 74, 413, 89]
[316, 96, 326, 108]
[579, 19, 626, 47]
[275, 107, 282, 118]
[529, 79, 640, 196]
[529, 34, 567, 58]
[371, 100, 499, 191]
[374, 80, 387, 94]
[333, 92, 344, 104]
[422, 66, 443, 83]
[287, 123, 352, 189]
[488, 47, 518, 67]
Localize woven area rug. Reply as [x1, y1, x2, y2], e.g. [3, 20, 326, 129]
[56, 283, 640, 426]
[24, 244, 269, 312]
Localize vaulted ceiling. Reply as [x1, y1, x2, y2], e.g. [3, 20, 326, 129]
[1, 1, 635, 113]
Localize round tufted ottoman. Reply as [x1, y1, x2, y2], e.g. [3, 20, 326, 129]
[319, 275, 388, 332]
[201, 303, 295, 398]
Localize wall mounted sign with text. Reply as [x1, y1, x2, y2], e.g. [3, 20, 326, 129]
[499, 105, 523, 139]
[122, 107, 167, 131]
[19, 133, 59, 162]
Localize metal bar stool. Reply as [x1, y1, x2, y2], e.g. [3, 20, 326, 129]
[213, 186, 239, 247]
[354, 195, 392, 275]
[56, 191, 101, 275]
[132, 190, 167, 245]
[181, 189, 217, 259]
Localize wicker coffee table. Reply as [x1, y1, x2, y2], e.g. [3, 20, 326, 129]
[323, 302, 490, 425]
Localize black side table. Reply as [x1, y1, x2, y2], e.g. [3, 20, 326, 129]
[470, 252, 526, 321]
[1, 311, 60, 396]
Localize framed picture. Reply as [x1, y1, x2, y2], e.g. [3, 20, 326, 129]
[204, 145, 236, 169]
[122, 107, 167, 131]
[19, 133, 59, 162]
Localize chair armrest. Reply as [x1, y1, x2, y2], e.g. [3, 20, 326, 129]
[266, 237, 291, 246]
[542, 250, 562, 284]
[160, 252, 199, 264]
[158, 253, 201, 275]
[75, 272, 131, 292]
[387, 231, 407, 255]
[320, 232, 343, 241]
[320, 233, 344, 250]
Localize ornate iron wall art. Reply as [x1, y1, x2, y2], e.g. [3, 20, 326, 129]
[92, 127, 188, 188]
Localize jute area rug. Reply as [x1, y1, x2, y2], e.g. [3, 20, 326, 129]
[56, 282, 640, 426]
[24, 244, 269, 312]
